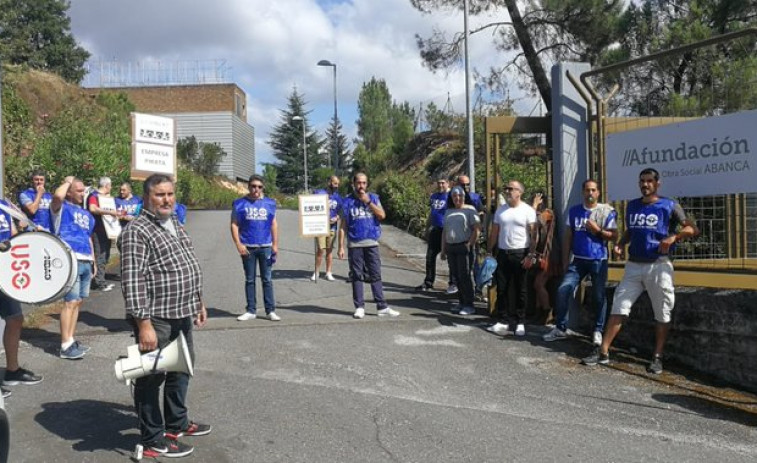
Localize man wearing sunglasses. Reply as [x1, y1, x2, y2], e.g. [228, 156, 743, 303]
[231, 175, 280, 322]
[486, 180, 537, 336]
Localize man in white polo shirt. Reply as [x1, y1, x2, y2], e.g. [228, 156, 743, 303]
[486, 180, 537, 336]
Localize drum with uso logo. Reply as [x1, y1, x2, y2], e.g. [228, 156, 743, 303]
[0, 232, 77, 304]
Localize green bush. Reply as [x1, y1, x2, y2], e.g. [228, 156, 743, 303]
[375, 169, 428, 237]
[176, 168, 239, 209]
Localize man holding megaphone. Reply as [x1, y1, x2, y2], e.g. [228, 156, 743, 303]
[120, 174, 210, 459]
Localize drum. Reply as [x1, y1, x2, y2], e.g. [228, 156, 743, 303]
[0, 232, 77, 304]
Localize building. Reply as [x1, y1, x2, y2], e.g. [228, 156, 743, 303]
[98, 83, 254, 181]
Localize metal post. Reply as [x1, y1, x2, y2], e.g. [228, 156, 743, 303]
[332, 64, 338, 175]
[302, 122, 308, 192]
[0, 61, 4, 197]
[463, 0, 475, 189]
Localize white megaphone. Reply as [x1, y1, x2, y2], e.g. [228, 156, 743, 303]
[114, 332, 194, 383]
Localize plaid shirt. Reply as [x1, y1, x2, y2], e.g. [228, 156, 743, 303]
[120, 209, 203, 320]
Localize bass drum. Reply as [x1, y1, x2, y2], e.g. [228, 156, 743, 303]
[0, 232, 77, 304]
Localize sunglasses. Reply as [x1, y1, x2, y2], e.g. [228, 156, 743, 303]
[250, 184, 264, 190]
[503, 186, 519, 191]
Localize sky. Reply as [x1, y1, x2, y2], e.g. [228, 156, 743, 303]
[68, 0, 529, 172]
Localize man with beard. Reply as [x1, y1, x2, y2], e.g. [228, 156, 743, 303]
[120, 173, 210, 458]
[311, 176, 342, 281]
[416, 177, 450, 292]
[582, 168, 697, 374]
[338, 173, 399, 319]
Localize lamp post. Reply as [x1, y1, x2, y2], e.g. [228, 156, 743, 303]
[463, 0, 475, 189]
[292, 116, 308, 192]
[317, 59, 338, 175]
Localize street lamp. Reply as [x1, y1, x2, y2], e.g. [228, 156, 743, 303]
[317, 59, 338, 175]
[292, 116, 308, 192]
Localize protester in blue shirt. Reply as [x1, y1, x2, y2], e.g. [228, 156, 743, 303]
[311, 176, 342, 281]
[338, 173, 399, 319]
[0, 199, 43, 395]
[115, 182, 142, 228]
[51, 176, 97, 360]
[18, 169, 53, 231]
[231, 175, 280, 322]
[582, 168, 698, 374]
[543, 180, 618, 345]
[416, 178, 451, 292]
[175, 203, 187, 226]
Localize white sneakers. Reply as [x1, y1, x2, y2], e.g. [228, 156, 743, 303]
[514, 324, 526, 337]
[445, 284, 459, 295]
[543, 327, 568, 342]
[310, 273, 317, 281]
[485, 322, 509, 334]
[353, 307, 399, 318]
[377, 307, 400, 317]
[458, 306, 475, 315]
[325, 273, 335, 281]
[237, 312, 280, 321]
[593, 330, 603, 346]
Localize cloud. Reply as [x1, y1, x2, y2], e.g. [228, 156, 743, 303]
[69, 0, 521, 169]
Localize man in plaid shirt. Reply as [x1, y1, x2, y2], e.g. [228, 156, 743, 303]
[120, 174, 210, 458]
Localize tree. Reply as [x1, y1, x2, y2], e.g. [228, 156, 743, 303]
[261, 164, 279, 195]
[0, 0, 90, 83]
[176, 136, 226, 177]
[324, 116, 351, 174]
[267, 88, 326, 193]
[353, 77, 416, 175]
[410, 0, 629, 111]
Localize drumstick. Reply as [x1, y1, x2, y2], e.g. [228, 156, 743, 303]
[0, 201, 31, 224]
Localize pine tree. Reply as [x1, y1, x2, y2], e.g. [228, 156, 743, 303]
[324, 116, 351, 175]
[0, 0, 90, 83]
[267, 88, 325, 193]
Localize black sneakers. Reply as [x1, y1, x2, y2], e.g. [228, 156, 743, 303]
[3, 367, 43, 386]
[647, 356, 663, 374]
[142, 435, 194, 459]
[581, 347, 610, 366]
[415, 283, 432, 291]
[166, 421, 212, 439]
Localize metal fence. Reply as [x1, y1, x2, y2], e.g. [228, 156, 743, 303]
[580, 29, 757, 284]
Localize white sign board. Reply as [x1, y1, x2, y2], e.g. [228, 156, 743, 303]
[133, 112, 176, 145]
[298, 194, 330, 237]
[131, 112, 177, 180]
[134, 143, 175, 173]
[606, 110, 757, 201]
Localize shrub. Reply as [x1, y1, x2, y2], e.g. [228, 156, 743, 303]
[375, 169, 428, 237]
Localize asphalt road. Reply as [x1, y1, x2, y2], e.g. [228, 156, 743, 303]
[4, 209, 757, 462]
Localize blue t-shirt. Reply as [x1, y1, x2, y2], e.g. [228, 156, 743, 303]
[468, 192, 483, 212]
[232, 196, 277, 247]
[313, 189, 342, 231]
[174, 203, 187, 226]
[567, 204, 617, 260]
[115, 195, 142, 218]
[429, 191, 449, 228]
[54, 201, 95, 259]
[0, 200, 13, 242]
[18, 188, 53, 231]
[626, 197, 686, 262]
[341, 193, 382, 243]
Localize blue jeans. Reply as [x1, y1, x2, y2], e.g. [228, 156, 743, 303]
[64, 260, 93, 302]
[241, 247, 275, 314]
[554, 258, 609, 332]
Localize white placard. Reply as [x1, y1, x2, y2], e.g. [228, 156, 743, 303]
[298, 194, 330, 238]
[134, 142, 175, 174]
[606, 110, 757, 201]
[133, 112, 175, 145]
[97, 196, 122, 239]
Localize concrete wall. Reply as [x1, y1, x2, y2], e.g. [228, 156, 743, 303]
[575, 285, 757, 391]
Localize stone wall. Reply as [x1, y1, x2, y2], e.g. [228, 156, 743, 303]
[576, 285, 757, 391]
